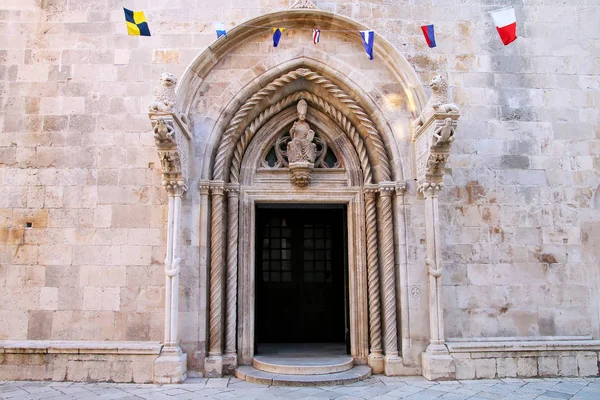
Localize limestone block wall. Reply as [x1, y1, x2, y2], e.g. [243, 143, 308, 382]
[0, 0, 599, 378]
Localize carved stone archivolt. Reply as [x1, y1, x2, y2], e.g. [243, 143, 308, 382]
[213, 68, 391, 184]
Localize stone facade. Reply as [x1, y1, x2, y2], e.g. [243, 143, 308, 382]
[0, 0, 599, 382]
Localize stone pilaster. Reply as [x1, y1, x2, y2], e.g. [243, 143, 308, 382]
[364, 186, 383, 374]
[413, 104, 460, 380]
[394, 182, 411, 362]
[223, 184, 240, 373]
[149, 77, 191, 383]
[205, 181, 225, 377]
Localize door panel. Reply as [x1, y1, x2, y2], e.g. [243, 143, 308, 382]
[256, 207, 346, 344]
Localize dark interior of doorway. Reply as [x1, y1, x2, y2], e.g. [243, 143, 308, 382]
[255, 204, 349, 354]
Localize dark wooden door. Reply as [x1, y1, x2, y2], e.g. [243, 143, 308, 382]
[256, 207, 346, 344]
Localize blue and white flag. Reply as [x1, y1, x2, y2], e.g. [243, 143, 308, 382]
[214, 22, 227, 39]
[359, 30, 374, 60]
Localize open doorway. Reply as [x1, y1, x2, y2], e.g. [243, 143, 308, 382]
[255, 205, 349, 353]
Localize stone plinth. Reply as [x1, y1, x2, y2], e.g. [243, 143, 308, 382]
[0, 340, 161, 383]
[422, 350, 456, 381]
[154, 346, 187, 384]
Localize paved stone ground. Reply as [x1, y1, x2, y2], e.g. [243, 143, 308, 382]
[1, 376, 599, 399]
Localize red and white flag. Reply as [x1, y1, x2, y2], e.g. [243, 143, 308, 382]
[489, 6, 517, 45]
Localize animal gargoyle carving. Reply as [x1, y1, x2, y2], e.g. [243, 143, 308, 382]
[414, 75, 459, 129]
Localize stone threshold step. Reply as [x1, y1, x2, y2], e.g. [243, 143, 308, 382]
[253, 354, 353, 375]
[235, 365, 371, 386]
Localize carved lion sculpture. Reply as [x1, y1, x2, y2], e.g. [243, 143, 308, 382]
[149, 72, 177, 113]
[414, 75, 459, 129]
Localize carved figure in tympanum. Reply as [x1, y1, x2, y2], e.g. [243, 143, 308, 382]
[287, 99, 317, 164]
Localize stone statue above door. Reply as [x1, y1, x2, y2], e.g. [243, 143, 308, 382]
[287, 100, 317, 186]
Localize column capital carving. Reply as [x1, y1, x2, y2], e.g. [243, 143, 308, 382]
[419, 182, 444, 197]
[199, 180, 211, 195]
[210, 181, 225, 196]
[224, 183, 240, 195]
[165, 181, 188, 197]
[363, 184, 379, 198]
[378, 181, 396, 196]
[395, 182, 407, 196]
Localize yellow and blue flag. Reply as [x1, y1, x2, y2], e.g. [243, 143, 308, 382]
[272, 28, 284, 47]
[124, 8, 151, 36]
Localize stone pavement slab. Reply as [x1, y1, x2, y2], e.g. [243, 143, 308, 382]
[0, 376, 599, 399]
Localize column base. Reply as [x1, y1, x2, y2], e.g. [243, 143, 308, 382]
[384, 354, 405, 376]
[204, 355, 224, 378]
[223, 353, 238, 375]
[421, 345, 455, 381]
[154, 346, 187, 384]
[368, 353, 384, 374]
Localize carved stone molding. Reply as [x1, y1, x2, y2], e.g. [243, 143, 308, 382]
[213, 68, 391, 183]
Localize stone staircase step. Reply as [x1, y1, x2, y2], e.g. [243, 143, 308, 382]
[235, 365, 371, 386]
[253, 354, 354, 375]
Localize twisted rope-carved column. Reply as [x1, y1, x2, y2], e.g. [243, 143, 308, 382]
[365, 188, 383, 364]
[224, 185, 239, 363]
[378, 182, 398, 357]
[208, 182, 225, 358]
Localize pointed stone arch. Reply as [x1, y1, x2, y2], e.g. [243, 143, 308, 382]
[212, 67, 392, 184]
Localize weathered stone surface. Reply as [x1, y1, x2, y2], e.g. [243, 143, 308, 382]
[0, 0, 599, 383]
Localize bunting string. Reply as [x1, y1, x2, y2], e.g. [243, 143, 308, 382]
[124, 6, 519, 53]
